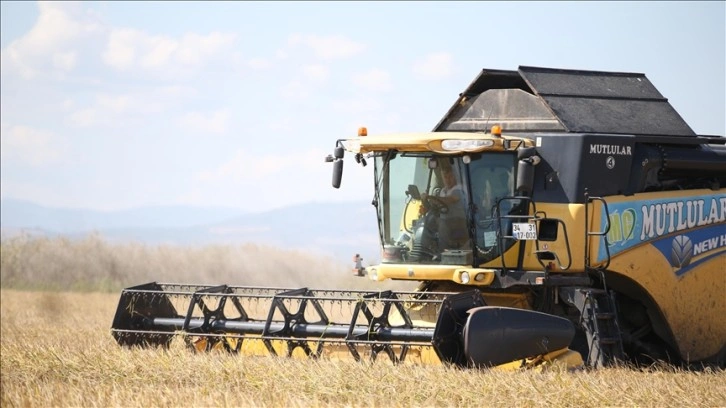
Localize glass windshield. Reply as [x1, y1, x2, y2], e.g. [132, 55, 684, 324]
[374, 151, 519, 266]
[468, 153, 520, 264]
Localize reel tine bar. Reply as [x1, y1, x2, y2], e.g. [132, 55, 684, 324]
[112, 283, 448, 363]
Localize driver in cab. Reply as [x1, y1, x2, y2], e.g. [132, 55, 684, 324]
[420, 163, 469, 250]
[421, 165, 464, 207]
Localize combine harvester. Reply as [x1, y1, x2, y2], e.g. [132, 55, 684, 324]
[112, 66, 726, 369]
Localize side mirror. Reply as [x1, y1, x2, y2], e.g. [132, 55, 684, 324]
[332, 159, 343, 189]
[515, 148, 540, 197]
[328, 144, 345, 189]
[516, 160, 534, 196]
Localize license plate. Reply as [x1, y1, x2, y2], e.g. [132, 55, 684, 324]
[512, 223, 537, 240]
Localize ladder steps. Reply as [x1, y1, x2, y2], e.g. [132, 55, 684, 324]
[578, 288, 625, 367]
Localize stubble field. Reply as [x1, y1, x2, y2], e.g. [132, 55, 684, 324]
[1, 235, 724, 407]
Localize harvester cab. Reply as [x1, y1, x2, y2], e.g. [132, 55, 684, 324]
[112, 66, 725, 370]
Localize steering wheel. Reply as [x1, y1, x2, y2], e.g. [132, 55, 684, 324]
[425, 195, 449, 214]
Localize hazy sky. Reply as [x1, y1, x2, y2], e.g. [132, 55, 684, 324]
[1, 1, 724, 213]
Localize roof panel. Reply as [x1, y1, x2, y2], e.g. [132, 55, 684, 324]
[518, 66, 696, 136]
[544, 96, 695, 136]
[518, 66, 664, 99]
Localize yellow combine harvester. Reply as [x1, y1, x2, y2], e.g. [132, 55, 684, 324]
[112, 66, 725, 369]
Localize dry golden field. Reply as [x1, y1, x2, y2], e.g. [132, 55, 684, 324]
[2, 290, 725, 407]
[1, 235, 725, 407]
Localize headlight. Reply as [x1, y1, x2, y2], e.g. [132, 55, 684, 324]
[460, 271, 470, 284]
[440, 139, 494, 151]
[340, 139, 361, 152]
[369, 268, 378, 281]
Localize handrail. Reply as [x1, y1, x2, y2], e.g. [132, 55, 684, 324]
[585, 195, 612, 271]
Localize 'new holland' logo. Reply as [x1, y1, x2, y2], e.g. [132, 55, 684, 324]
[670, 235, 692, 268]
[667, 232, 726, 274]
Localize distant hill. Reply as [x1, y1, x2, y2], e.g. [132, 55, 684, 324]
[0, 198, 382, 265]
[0, 198, 246, 232]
